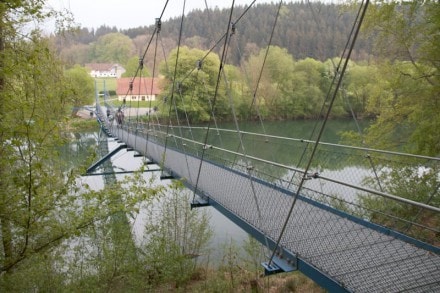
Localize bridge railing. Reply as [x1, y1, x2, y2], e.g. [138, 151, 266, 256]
[103, 113, 439, 248]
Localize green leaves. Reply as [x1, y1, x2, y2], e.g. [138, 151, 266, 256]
[141, 181, 213, 286]
[91, 32, 135, 65]
[162, 46, 224, 123]
[64, 65, 95, 109]
[122, 56, 151, 77]
[356, 1, 440, 155]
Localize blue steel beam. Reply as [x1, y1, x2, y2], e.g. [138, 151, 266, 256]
[86, 144, 127, 174]
[185, 183, 351, 293]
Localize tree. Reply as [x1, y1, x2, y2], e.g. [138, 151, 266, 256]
[341, 61, 380, 119]
[359, 1, 440, 156]
[94, 25, 118, 39]
[56, 159, 163, 292]
[0, 2, 158, 290]
[290, 57, 326, 119]
[360, 163, 440, 244]
[343, 1, 440, 245]
[64, 65, 95, 116]
[59, 43, 91, 66]
[0, 1, 72, 278]
[244, 46, 296, 120]
[161, 46, 227, 123]
[141, 181, 212, 287]
[223, 63, 248, 120]
[122, 56, 151, 78]
[0, 33, 75, 280]
[91, 32, 135, 65]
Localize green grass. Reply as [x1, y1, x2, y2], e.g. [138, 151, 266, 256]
[95, 77, 117, 91]
[123, 100, 162, 108]
[68, 118, 99, 131]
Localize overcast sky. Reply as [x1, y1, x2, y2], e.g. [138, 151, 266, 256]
[46, 0, 340, 30]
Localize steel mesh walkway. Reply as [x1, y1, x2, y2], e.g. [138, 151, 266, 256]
[106, 123, 440, 292]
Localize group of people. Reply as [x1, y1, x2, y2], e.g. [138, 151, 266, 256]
[106, 108, 124, 126]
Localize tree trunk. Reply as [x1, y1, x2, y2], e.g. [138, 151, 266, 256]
[0, 5, 14, 271]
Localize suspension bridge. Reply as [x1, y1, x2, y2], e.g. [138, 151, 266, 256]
[87, 1, 439, 291]
[90, 101, 440, 292]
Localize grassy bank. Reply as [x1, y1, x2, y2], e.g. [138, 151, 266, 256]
[66, 118, 99, 132]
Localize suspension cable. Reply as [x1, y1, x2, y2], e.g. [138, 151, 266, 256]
[131, 56, 145, 148]
[118, 2, 171, 260]
[191, 0, 236, 201]
[226, 0, 284, 265]
[268, 0, 371, 266]
[143, 18, 161, 159]
[174, 72, 197, 153]
[284, 0, 367, 193]
[154, 4, 198, 182]
[161, 0, 187, 177]
[340, 78, 385, 192]
[250, 0, 283, 136]
[325, 0, 385, 192]
[231, 0, 283, 166]
[172, 82, 198, 183]
[117, 0, 170, 111]
[199, 73, 224, 149]
[179, 1, 257, 86]
[220, 19, 275, 258]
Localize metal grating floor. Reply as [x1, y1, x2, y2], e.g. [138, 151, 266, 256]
[114, 127, 440, 292]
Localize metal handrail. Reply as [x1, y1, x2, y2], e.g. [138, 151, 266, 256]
[95, 103, 440, 214]
[149, 124, 440, 161]
[144, 127, 440, 214]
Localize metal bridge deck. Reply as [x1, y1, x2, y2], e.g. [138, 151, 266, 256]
[110, 126, 440, 292]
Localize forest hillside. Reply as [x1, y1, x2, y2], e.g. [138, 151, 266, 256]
[55, 2, 372, 66]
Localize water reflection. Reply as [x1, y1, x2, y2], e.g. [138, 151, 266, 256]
[70, 133, 249, 265]
[68, 119, 368, 265]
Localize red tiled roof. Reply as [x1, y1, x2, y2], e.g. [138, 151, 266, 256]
[116, 77, 161, 96]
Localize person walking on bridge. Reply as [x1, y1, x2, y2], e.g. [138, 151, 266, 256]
[116, 107, 124, 127]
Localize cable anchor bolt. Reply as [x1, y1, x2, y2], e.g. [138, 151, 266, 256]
[155, 18, 161, 32]
[230, 22, 236, 35]
[196, 59, 203, 70]
[139, 57, 144, 69]
[305, 172, 319, 180]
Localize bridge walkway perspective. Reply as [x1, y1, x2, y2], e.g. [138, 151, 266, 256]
[93, 105, 440, 292]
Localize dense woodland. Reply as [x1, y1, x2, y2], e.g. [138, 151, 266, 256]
[0, 1, 439, 292]
[59, 2, 372, 63]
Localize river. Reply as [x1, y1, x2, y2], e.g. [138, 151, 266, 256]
[67, 118, 369, 265]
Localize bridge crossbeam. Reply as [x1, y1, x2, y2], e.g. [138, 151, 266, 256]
[262, 254, 297, 276]
[86, 143, 127, 174]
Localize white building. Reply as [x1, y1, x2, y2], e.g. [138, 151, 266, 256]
[85, 63, 126, 78]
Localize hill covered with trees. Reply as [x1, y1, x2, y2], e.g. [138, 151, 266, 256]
[55, 2, 372, 66]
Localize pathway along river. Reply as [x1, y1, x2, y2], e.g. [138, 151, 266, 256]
[66, 118, 369, 266]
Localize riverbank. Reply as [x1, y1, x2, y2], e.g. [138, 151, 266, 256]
[156, 268, 324, 292]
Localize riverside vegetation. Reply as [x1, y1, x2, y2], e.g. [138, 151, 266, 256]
[0, 1, 438, 291]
